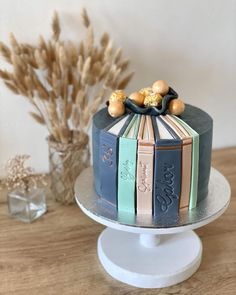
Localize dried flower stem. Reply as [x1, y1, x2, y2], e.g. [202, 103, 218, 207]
[1, 155, 47, 192]
[0, 9, 133, 144]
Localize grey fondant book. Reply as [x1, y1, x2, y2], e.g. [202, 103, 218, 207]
[99, 114, 134, 207]
[152, 116, 182, 217]
[92, 109, 119, 196]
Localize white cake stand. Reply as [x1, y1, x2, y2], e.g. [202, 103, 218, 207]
[74, 167, 230, 289]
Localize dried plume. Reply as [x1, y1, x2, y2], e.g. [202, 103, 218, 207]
[0, 9, 133, 144]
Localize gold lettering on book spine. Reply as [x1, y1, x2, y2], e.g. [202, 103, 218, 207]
[138, 162, 151, 193]
[101, 144, 113, 167]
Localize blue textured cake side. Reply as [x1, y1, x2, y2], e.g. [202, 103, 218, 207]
[179, 105, 213, 202]
[92, 104, 213, 206]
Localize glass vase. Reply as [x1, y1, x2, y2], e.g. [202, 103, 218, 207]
[48, 131, 90, 205]
[8, 188, 47, 223]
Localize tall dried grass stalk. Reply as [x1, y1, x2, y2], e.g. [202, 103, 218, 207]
[0, 9, 133, 144]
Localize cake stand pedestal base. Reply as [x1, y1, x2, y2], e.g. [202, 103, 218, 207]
[98, 228, 202, 288]
[75, 167, 231, 289]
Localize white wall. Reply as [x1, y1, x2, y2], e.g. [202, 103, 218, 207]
[0, 0, 236, 176]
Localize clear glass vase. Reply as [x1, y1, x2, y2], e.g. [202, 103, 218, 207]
[8, 188, 47, 223]
[48, 132, 90, 205]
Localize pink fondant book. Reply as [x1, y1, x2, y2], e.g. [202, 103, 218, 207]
[136, 116, 155, 214]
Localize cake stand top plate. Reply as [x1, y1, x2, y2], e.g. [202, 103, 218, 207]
[74, 167, 230, 234]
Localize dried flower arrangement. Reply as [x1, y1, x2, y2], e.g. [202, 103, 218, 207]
[0, 8, 134, 144]
[0, 9, 134, 204]
[1, 155, 47, 193]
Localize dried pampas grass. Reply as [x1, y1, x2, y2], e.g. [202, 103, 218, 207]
[0, 9, 134, 144]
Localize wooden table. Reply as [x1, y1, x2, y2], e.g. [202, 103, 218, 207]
[0, 147, 235, 295]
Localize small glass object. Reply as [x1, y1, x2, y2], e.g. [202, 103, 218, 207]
[8, 188, 47, 223]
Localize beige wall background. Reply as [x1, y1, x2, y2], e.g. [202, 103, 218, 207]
[0, 0, 235, 176]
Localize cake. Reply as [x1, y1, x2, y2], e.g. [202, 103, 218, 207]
[92, 80, 213, 219]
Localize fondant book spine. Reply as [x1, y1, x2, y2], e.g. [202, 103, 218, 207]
[99, 131, 119, 207]
[136, 143, 154, 214]
[153, 140, 182, 217]
[98, 114, 134, 207]
[173, 116, 199, 209]
[93, 113, 127, 197]
[180, 138, 192, 209]
[118, 138, 137, 213]
[164, 115, 192, 210]
[160, 115, 192, 210]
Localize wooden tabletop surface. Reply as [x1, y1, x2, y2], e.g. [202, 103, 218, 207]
[0, 147, 235, 295]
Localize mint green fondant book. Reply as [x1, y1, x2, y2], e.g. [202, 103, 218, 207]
[117, 115, 141, 213]
[173, 115, 199, 209]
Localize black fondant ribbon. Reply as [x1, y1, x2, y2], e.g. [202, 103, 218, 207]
[124, 87, 178, 116]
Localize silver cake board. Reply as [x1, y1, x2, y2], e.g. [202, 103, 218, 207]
[74, 167, 230, 288]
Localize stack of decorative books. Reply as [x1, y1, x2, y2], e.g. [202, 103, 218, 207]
[92, 83, 213, 219]
[96, 113, 201, 217]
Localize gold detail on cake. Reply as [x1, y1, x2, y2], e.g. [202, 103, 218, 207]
[129, 92, 145, 106]
[109, 90, 126, 103]
[108, 101, 125, 117]
[107, 80, 184, 117]
[139, 87, 152, 97]
[168, 98, 185, 115]
[152, 80, 169, 96]
[144, 93, 163, 107]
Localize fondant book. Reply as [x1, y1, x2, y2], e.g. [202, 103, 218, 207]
[172, 115, 199, 210]
[118, 114, 141, 213]
[99, 114, 134, 207]
[152, 116, 182, 217]
[162, 115, 192, 209]
[93, 110, 121, 196]
[136, 115, 155, 215]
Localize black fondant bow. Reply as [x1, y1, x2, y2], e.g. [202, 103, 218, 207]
[124, 87, 178, 116]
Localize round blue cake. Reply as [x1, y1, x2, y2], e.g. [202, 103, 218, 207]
[92, 103, 213, 218]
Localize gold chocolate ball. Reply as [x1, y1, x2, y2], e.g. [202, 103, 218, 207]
[152, 80, 169, 96]
[144, 93, 163, 107]
[129, 92, 145, 106]
[108, 101, 125, 118]
[109, 90, 126, 103]
[139, 87, 152, 97]
[168, 99, 185, 115]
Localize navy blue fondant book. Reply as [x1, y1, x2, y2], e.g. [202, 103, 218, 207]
[99, 114, 134, 207]
[152, 116, 182, 218]
[92, 109, 118, 196]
